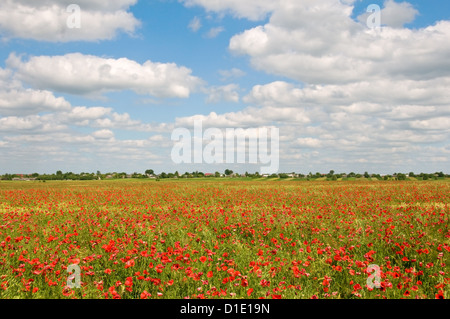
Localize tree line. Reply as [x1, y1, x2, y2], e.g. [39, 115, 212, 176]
[0, 169, 447, 181]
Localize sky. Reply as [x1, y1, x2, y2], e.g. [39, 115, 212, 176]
[0, 0, 449, 175]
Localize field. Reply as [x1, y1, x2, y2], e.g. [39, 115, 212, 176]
[0, 179, 448, 299]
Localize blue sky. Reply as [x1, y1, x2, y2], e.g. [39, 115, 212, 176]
[0, 0, 449, 175]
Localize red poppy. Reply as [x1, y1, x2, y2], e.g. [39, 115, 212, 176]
[435, 291, 445, 299]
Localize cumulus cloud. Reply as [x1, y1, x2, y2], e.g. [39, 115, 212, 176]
[8, 0, 138, 11]
[7, 53, 203, 98]
[225, 0, 450, 85]
[0, 0, 140, 42]
[358, 0, 419, 28]
[91, 129, 114, 140]
[243, 79, 450, 109]
[182, 0, 277, 21]
[206, 84, 240, 103]
[0, 115, 67, 132]
[0, 88, 71, 116]
[0, 67, 72, 116]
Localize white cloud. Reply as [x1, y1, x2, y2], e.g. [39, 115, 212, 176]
[0, 67, 72, 116]
[205, 26, 225, 38]
[10, 0, 138, 11]
[182, 0, 277, 21]
[226, 0, 450, 85]
[358, 0, 419, 28]
[295, 137, 322, 148]
[92, 129, 114, 140]
[206, 84, 240, 103]
[410, 118, 450, 131]
[244, 79, 450, 109]
[7, 53, 203, 98]
[68, 106, 112, 121]
[0, 88, 71, 116]
[0, 0, 140, 42]
[188, 16, 202, 32]
[0, 115, 67, 132]
[218, 68, 246, 81]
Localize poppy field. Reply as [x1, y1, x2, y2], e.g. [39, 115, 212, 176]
[0, 180, 448, 299]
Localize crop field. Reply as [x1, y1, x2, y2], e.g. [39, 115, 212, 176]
[0, 180, 448, 299]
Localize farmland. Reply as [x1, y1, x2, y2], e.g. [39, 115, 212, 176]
[0, 179, 448, 299]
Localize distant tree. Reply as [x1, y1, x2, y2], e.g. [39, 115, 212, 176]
[145, 169, 154, 175]
[225, 169, 233, 176]
[364, 171, 370, 178]
[215, 171, 221, 178]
